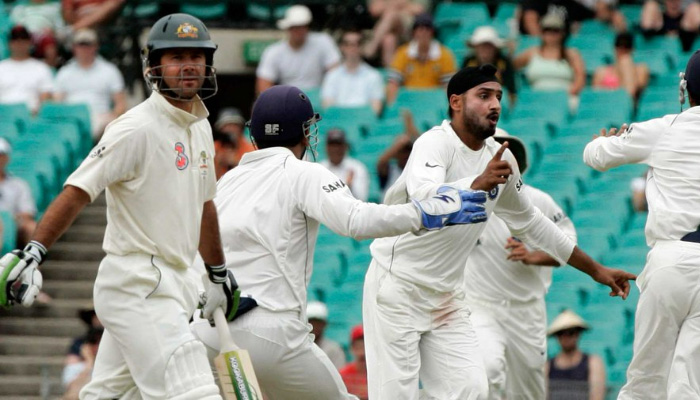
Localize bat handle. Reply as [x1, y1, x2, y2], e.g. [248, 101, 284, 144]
[213, 306, 237, 353]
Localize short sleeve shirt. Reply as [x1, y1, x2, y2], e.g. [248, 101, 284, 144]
[388, 40, 456, 88]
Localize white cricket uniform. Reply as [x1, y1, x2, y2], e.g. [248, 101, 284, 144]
[363, 120, 576, 400]
[190, 147, 423, 400]
[464, 184, 577, 400]
[68, 92, 221, 400]
[584, 109, 700, 399]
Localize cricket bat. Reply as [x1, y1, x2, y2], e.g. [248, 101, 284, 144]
[213, 307, 263, 400]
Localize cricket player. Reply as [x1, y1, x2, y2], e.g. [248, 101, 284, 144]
[191, 84, 489, 400]
[0, 14, 236, 400]
[362, 64, 636, 400]
[584, 50, 700, 399]
[463, 129, 578, 400]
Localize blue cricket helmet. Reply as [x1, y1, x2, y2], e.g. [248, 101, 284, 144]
[685, 50, 700, 101]
[250, 86, 321, 156]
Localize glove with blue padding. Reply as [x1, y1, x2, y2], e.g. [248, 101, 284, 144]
[200, 264, 240, 324]
[413, 186, 488, 230]
[0, 241, 46, 308]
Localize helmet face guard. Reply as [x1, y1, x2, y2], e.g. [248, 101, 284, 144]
[142, 14, 218, 101]
[303, 112, 322, 161]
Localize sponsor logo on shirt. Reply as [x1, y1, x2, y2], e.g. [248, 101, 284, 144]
[515, 178, 523, 192]
[175, 142, 189, 170]
[323, 180, 347, 193]
[199, 151, 209, 177]
[176, 23, 198, 39]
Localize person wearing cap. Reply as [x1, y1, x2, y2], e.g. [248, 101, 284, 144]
[54, 28, 126, 141]
[10, 0, 65, 67]
[321, 29, 385, 115]
[583, 49, 700, 399]
[319, 128, 370, 202]
[463, 26, 517, 105]
[339, 324, 368, 400]
[0, 14, 232, 399]
[190, 84, 489, 400]
[363, 64, 635, 400]
[256, 4, 341, 95]
[514, 11, 586, 110]
[214, 106, 255, 165]
[462, 128, 578, 399]
[0, 138, 38, 248]
[0, 25, 54, 113]
[545, 310, 606, 400]
[386, 13, 457, 104]
[592, 32, 650, 101]
[307, 301, 346, 369]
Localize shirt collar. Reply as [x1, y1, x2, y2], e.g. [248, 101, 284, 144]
[148, 91, 209, 129]
[407, 40, 441, 60]
[239, 147, 295, 166]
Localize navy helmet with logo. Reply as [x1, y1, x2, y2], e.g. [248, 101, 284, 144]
[249, 85, 322, 158]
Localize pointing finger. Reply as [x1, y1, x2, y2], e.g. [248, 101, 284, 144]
[494, 141, 508, 161]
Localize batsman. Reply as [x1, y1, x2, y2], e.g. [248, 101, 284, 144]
[0, 14, 237, 399]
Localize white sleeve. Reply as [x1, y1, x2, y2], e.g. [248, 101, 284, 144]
[321, 34, 341, 69]
[529, 188, 577, 244]
[256, 45, 279, 82]
[15, 179, 37, 216]
[404, 131, 477, 200]
[495, 156, 576, 265]
[369, 69, 385, 101]
[583, 116, 672, 171]
[293, 162, 421, 240]
[320, 70, 336, 103]
[108, 64, 125, 93]
[39, 64, 54, 93]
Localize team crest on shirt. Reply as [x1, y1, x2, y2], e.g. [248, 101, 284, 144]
[176, 23, 198, 38]
[175, 142, 189, 170]
[199, 151, 209, 177]
[488, 186, 499, 200]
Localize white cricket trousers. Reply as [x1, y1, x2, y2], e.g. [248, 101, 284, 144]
[80, 254, 221, 400]
[466, 296, 547, 400]
[191, 307, 359, 400]
[618, 240, 700, 399]
[363, 261, 489, 400]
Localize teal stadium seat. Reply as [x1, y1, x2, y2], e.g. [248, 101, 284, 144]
[0, 211, 16, 253]
[576, 89, 633, 125]
[180, 2, 228, 20]
[433, 3, 490, 43]
[509, 89, 570, 128]
[619, 4, 642, 29]
[0, 103, 30, 132]
[0, 122, 20, 144]
[27, 120, 83, 171]
[39, 103, 92, 156]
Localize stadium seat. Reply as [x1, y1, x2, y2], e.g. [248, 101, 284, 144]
[27, 120, 83, 171]
[619, 4, 642, 29]
[0, 211, 16, 253]
[247, 3, 288, 22]
[181, 2, 228, 20]
[0, 121, 20, 144]
[39, 103, 92, 156]
[494, 3, 517, 25]
[575, 89, 633, 124]
[515, 35, 540, 55]
[509, 89, 570, 128]
[433, 3, 490, 37]
[602, 246, 648, 273]
[0, 103, 30, 132]
[569, 34, 614, 54]
[633, 50, 671, 78]
[367, 118, 404, 138]
[576, 20, 615, 37]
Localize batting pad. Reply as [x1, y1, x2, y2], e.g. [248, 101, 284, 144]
[165, 340, 221, 400]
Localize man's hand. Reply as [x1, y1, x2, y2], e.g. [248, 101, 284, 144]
[592, 124, 628, 140]
[471, 142, 512, 192]
[414, 186, 487, 230]
[592, 266, 636, 299]
[0, 241, 46, 307]
[505, 238, 534, 264]
[200, 266, 240, 324]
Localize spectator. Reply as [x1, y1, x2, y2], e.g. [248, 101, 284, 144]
[546, 310, 606, 400]
[363, 0, 428, 67]
[61, 0, 125, 32]
[0, 138, 37, 248]
[514, 12, 586, 110]
[321, 29, 385, 115]
[319, 128, 370, 201]
[630, 169, 650, 212]
[307, 301, 346, 369]
[0, 25, 54, 113]
[54, 28, 126, 142]
[212, 132, 237, 180]
[640, 0, 700, 51]
[593, 32, 650, 101]
[376, 110, 417, 194]
[10, 0, 65, 67]
[62, 326, 103, 399]
[256, 5, 341, 94]
[214, 107, 255, 165]
[386, 13, 457, 105]
[339, 324, 368, 400]
[463, 26, 518, 105]
[520, 0, 627, 35]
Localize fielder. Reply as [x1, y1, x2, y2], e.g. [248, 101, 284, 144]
[0, 14, 237, 399]
[584, 50, 700, 399]
[463, 129, 578, 400]
[191, 85, 489, 400]
[362, 64, 636, 400]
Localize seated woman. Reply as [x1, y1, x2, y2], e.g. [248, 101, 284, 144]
[514, 12, 586, 110]
[593, 32, 650, 101]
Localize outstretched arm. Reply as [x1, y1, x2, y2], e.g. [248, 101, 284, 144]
[32, 185, 91, 249]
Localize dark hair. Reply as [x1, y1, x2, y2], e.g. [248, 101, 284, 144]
[86, 327, 104, 345]
[340, 29, 364, 45]
[614, 32, 634, 50]
[253, 137, 303, 150]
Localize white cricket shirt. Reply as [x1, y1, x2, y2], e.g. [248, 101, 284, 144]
[370, 120, 576, 292]
[584, 108, 700, 246]
[65, 92, 216, 269]
[215, 147, 421, 314]
[463, 184, 577, 303]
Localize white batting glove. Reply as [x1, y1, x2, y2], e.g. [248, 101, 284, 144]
[200, 265, 240, 324]
[0, 241, 46, 307]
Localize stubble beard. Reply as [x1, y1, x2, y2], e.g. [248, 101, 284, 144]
[462, 108, 495, 140]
